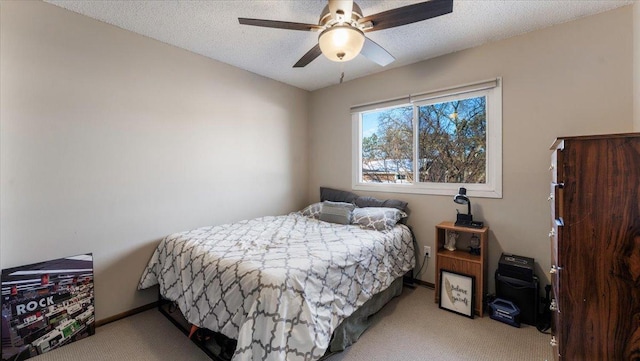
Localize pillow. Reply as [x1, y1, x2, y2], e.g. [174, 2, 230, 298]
[319, 201, 355, 225]
[301, 202, 323, 219]
[351, 207, 408, 231]
[320, 187, 358, 204]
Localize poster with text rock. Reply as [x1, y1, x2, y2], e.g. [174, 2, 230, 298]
[1, 254, 95, 360]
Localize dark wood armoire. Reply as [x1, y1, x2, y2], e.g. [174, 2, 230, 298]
[549, 133, 640, 360]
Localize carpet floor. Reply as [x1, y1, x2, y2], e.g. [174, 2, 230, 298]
[31, 286, 552, 361]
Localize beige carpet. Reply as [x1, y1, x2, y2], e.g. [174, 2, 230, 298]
[31, 286, 552, 361]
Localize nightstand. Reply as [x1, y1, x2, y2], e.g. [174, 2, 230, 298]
[434, 221, 489, 317]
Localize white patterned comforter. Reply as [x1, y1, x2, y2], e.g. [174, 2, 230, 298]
[138, 212, 414, 361]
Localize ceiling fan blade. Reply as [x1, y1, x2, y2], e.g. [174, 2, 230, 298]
[329, 0, 353, 23]
[360, 37, 395, 67]
[293, 44, 323, 68]
[238, 18, 321, 31]
[359, 0, 453, 32]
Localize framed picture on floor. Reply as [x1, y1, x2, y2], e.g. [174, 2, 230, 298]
[439, 269, 475, 318]
[1, 253, 95, 360]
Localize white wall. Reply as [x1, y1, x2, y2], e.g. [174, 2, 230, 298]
[0, 1, 309, 320]
[308, 6, 634, 293]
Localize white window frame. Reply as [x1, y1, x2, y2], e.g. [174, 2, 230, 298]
[351, 78, 502, 198]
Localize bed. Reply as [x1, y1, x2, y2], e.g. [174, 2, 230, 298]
[138, 188, 415, 361]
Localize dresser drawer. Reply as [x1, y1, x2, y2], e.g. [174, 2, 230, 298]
[549, 221, 563, 282]
[549, 182, 564, 221]
[550, 287, 562, 360]
[550, 144, 564, 184]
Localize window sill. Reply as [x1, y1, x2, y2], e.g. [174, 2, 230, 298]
[352, 182, 502, 198]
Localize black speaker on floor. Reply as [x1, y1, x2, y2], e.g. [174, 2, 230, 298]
[495, 271, 539, 326]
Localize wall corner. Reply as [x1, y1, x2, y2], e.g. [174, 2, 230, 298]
[634, 1, 640, 131]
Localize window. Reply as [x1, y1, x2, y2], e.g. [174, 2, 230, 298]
[352, 78, 502, 198]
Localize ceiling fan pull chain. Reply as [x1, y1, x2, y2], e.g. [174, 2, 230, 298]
[339, 62, 345, 84]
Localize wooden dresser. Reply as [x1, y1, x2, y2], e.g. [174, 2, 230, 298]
[549, 133, 640, 360]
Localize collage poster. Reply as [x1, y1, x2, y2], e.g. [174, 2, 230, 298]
[1, 254, 95, 360]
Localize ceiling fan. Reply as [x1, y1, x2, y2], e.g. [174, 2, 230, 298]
[238, 0, 453, 68]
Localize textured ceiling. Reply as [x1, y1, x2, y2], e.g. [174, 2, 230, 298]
[45, 0, 634, 91]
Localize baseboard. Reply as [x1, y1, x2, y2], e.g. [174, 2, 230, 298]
[413, 279, 435, 289]
[95, 301, 159, 327]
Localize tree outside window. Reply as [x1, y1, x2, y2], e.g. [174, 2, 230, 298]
[418, 96, 486, 184]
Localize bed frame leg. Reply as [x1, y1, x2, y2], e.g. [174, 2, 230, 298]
[189, 325, 199, 339]
[403, 270, 416, 289]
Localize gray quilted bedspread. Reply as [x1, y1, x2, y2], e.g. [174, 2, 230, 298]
[138, 213, 414, 361]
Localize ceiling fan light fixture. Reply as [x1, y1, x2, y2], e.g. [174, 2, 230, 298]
[318, 25, 364, 62]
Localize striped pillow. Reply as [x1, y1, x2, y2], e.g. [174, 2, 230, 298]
[319, 201, 355, 225]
